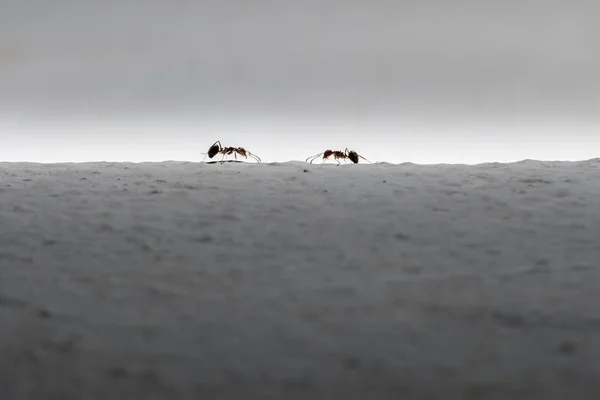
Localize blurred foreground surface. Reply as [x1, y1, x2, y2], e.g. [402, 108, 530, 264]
[1, 160, 600, 399]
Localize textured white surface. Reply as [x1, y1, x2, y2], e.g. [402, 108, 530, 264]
[1, 160, 600, 399]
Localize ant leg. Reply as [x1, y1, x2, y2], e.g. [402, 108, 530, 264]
[324, 155, 334, 164]
[247, 152, 261, 162]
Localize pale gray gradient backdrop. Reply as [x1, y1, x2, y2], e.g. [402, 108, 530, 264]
[1, 0, 599, 163]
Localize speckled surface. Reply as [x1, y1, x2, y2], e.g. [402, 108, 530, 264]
[1, 160, 600, 399]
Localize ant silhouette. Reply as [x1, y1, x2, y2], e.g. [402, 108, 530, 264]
[306, 148, 372, 165]
[202, 141, 261, 163]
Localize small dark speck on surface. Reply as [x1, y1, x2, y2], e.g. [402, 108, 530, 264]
[394, 232, 410, 240]
[41, 335, 80, 355]
[109, 366, 129, 380]
[492, 311, 526, 328]
[403, 265, 422, 274]
[342, 357, 363, 370]
[558, 341, 577, 355]
[198, 235, 214, 243]
[535, 259, 550, 266]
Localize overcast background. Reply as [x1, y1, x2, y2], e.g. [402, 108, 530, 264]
[1, 0, 599, 163]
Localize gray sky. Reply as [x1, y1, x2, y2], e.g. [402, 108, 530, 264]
[1, 0, 599, 163]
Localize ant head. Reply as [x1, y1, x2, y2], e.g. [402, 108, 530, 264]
[208, 143, 220, 158]
[348, 151, 359, 163]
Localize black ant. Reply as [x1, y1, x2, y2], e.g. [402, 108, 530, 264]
[306, 148, 372, 164]
[202, 141, 261, 163]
